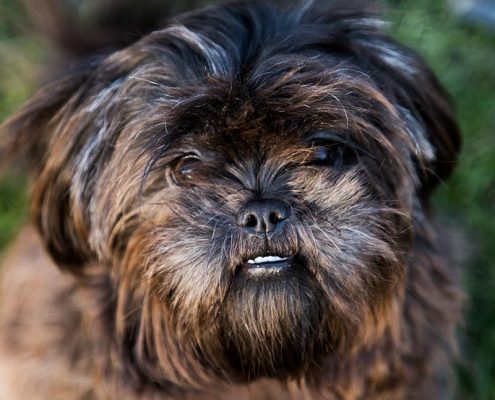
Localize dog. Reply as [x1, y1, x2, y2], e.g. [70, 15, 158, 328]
[0, 0, 463, 398]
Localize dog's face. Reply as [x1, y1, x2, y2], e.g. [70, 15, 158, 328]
[0, 1, 460, 387]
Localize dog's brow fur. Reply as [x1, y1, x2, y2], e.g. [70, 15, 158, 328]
[0, 0, 462, 399]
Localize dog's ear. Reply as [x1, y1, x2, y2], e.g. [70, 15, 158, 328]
[303, 1, 461, 197]
[1, 0, 210, 274]
[353, 34, 461, 197]
[0, 62, 100, 272]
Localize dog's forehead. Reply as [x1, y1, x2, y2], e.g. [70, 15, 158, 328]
[160, 72, 368, 150]
[169, 99, 328, 158]
[91, 5, 450, 174]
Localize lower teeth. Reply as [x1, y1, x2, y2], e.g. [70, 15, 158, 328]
[247, 256, 288, 264]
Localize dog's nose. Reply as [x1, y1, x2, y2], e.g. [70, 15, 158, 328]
[239, 199, 290, 237]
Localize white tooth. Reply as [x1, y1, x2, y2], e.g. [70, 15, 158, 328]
[253, 256, 287, 263]
[246, 256, 290, 265]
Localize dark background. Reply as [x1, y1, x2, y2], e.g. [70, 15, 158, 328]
[0, 0, 494, 398]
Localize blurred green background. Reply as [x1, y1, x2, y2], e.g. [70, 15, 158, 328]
[0, 0, 494, 398]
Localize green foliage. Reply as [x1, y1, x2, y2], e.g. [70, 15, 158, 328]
[0, 0, 45, 121]
[0, 0, 494, 397]
[0, 174, 27, 251]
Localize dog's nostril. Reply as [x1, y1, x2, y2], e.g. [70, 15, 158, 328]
[269, 211, 280, 225]
[245, 214, 258, 228]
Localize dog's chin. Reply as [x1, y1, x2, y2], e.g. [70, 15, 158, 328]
[219, 257, 328, 381]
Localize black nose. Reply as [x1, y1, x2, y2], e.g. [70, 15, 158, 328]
[239, 199, 291, 237]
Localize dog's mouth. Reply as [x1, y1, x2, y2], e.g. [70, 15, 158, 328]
[241, 255, 295, 276]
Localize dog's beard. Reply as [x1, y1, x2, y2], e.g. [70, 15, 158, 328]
[115, 170, 405, 384]
[222, 267, 328, 379]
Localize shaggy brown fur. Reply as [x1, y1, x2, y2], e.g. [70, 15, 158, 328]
[0, 0, 462, 398]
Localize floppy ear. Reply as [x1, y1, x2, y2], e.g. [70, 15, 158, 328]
[353, 33, 461, 197]
[2, 0, 212, 274]
[299, 0, 460, 196]
[0, 62, 99, 272]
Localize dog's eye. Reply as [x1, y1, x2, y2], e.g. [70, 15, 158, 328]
[308, 140, 356, 169]
[170, 154, 201, 185]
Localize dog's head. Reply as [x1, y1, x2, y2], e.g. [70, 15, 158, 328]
[0, 0, 460, 387]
